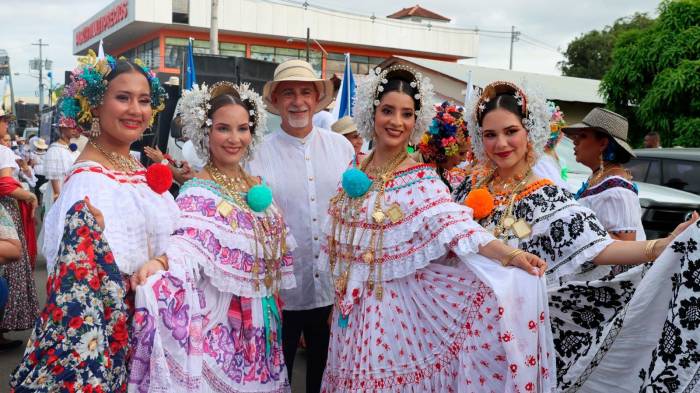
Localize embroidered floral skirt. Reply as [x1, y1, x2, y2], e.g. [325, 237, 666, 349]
[128, 271, 290, 392]
[322, 262, 551, 393]
[550, 222, 700, 392]
[10, 201, 133, 392]
[0, 196, 39, 332]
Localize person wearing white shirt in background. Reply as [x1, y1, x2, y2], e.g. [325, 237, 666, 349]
[249, 59, 354, 393]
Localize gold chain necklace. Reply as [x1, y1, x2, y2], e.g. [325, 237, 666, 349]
[329, 149, 408, 301]
[206, 162, 287, 292]
[90, 141, 142, 172]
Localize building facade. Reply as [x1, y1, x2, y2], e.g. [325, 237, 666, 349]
[73, 0, 479, 79]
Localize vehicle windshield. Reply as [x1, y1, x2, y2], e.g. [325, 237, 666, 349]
[555, 136, 591, 175]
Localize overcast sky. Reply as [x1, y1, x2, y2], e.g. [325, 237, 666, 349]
[1, 0, 660, 99]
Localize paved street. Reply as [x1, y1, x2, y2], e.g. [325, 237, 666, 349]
[0, 258, 307, 391]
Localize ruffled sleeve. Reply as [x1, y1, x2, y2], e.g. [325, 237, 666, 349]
[0, 145, 19, 172]
[43, 162, 179, 275]
[319, 165, 495, 283]
[577, 177, 645, 239]
[165, 179, 296, 298]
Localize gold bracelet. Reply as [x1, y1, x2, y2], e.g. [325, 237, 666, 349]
[644, 239, 659, 261]
[501, 249, 524, 267]
[153, 255, 168, 270]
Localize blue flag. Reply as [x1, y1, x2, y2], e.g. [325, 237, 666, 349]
[332, 53, 356, 120]
[185, 38, 197, 89]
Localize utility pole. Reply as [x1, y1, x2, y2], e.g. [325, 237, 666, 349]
[509, 26, 520, 70]
[31, 39, 49, 109]
[210, 0, 219, 54]
[306, 28, 310, 62]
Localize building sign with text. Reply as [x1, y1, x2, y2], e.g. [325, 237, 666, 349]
[75, 0, 129, 46]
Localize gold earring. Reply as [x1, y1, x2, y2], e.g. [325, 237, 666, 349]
[89, 117, 101, 138]
[599, 151, 604, 172]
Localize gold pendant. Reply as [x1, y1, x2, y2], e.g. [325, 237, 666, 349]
[375, 284, 383, 301]
[254, 280, 260, 291]
[252, 262, 260, 274]
[217, 200, 234, 217]
[264, 275, 273, 289]
[230, 219, 238, 231]
[362, 251, 374, 263]
[335, 271, 348, 292]
[372, 209, 386, 224]
[512, 219, 532, 239]
[386, 203, 404, 223]
[503, 216, 516, 229]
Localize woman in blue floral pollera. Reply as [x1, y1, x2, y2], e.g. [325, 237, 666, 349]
[10, 52, 177, 392]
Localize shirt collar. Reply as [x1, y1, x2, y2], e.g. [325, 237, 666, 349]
[277, 126, 318, 146]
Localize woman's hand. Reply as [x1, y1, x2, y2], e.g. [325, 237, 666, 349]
[84, 196, 104, 230]
[24, 193, 38, 218]
[507, 251, 547, 276]
[130, 258, 167, 287]
[670, 211, 699, 239]
[144, 146, 166, 163]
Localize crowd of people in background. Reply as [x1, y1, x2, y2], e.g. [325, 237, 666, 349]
[0, 52, 697, 393]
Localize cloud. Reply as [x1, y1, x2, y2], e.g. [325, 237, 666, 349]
[1, 0, 660, 100]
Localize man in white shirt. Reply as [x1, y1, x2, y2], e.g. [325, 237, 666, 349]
[249, 60, 354, 393]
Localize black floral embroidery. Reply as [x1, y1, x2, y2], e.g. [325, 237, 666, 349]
[639, 221, 700, 392]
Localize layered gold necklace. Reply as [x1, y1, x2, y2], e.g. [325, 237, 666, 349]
[328, 149, 408, 301]
[206, 163, 287, 292]
[90, 141, 142, 172]
[478, 167, 534, 240]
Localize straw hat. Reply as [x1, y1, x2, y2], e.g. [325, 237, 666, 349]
[32, 138, 48, 150]
[0, 109, 15, 121]
[262, 59, 334, 115]
[165, 76, 180, 86]
[331, 116, 358, 136]
[562, 107, 635, 158]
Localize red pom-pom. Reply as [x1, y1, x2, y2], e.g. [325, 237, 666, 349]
[145, 163, 173, 194]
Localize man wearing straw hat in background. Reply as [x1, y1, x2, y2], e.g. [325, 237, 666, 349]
[331, 115, 364, 159]
[249, 59, 354, 393]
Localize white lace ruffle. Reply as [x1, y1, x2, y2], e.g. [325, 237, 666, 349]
[167, 181, 297, 297]
[318, 166, 495, 283]
[578, 176, 645, 240]
[43, 161, 179, 275]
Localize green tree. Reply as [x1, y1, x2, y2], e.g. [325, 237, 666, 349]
[559, 13, 654, 79]
[601, 0, 700, 147]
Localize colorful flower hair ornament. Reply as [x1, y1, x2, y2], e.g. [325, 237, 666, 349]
[64, 49, 167, 134]
[417, 101, 468, 164]
[177, 81, 267, 163]
[57, 97, 81, 130]
[545, 101, 566, 153]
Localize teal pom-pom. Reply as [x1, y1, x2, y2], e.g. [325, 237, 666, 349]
[247, 184, 273, 212]
[338, 314, 349, 328]
[342, 168, 371, 198]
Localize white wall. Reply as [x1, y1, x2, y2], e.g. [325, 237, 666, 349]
[75, 0, 478, 59]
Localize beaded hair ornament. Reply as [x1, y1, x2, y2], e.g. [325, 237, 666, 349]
[177, 81, 267, 163]
[62, 49, 167, 134]
[418, 101, 469, 164]
[466, 81, 550, 163]
[353, 64, 435, 146]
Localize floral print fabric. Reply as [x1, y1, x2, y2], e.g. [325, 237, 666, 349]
[10, 200, 132, 392]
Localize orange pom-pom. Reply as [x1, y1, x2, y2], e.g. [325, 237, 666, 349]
[464, 188, 495, 220]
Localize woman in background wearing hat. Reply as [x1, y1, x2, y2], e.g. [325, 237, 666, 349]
[564, 108, 644, 241]
[330, 115, 364, 159]
[40, 113, 81, 222]
[453, 81, 700, 392]
[0, 109, 39, 351]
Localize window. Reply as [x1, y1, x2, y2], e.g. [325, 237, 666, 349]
[250, 45, 275, 62]
[326, 53, 377, 75]
[662, 159, 700, 194]
[220, 42, 245, 57]
[165, 37, 188, 68]
[192, 39, 211, 54]
[121, 38, 160, 69]
[647, 160, 662, 184]
[172, 0, 189, 24]
[627, 158, 651, 182]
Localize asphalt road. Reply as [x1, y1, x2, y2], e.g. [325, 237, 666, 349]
[0, 258, 308, 392]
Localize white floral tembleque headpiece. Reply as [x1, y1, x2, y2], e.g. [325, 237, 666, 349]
[177, 81, 267, 163]
[353, 64, 435, 146]
[466, 80, 550, 163]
